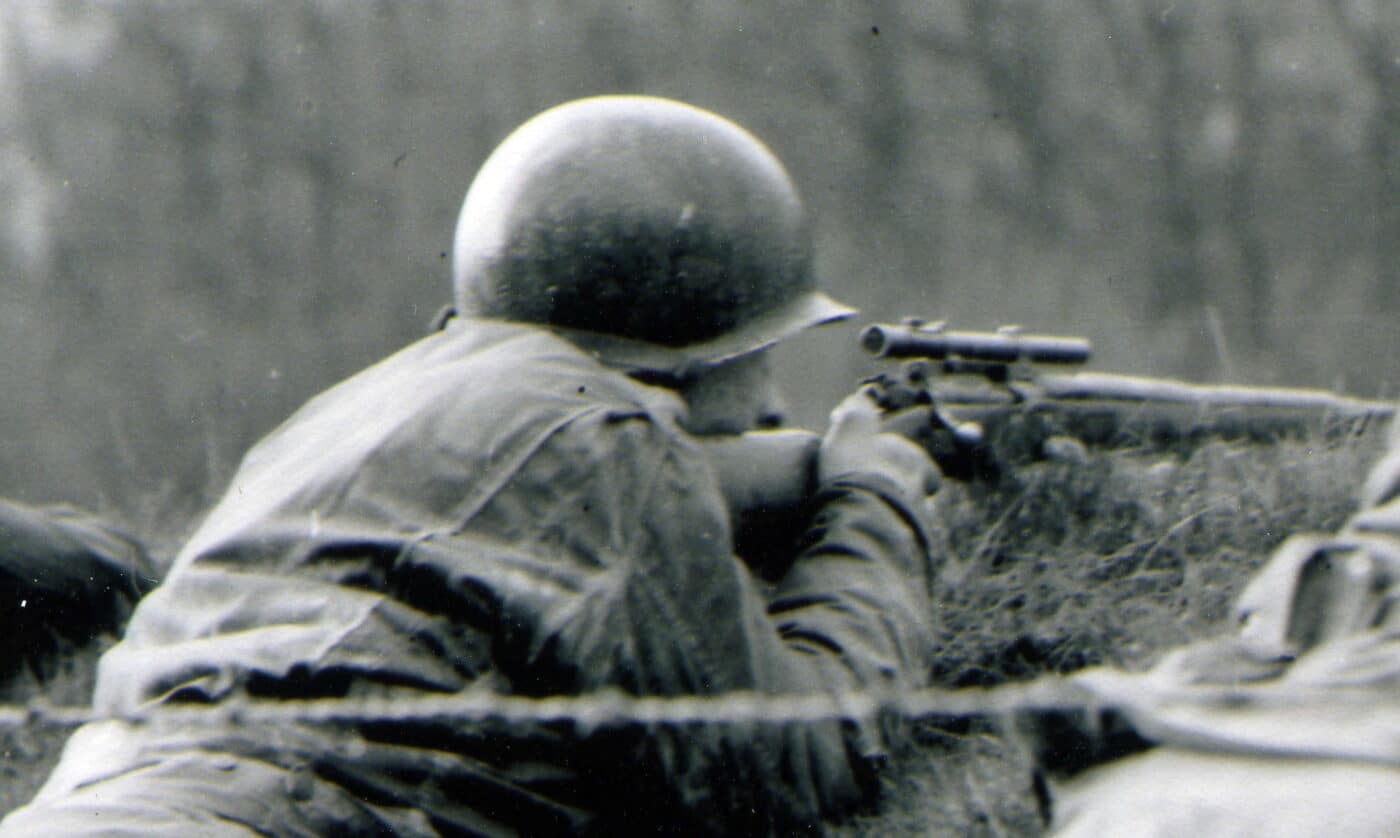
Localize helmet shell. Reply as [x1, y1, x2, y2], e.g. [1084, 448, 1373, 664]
[452, 96, 853, 372]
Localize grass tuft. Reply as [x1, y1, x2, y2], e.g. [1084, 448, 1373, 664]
[0, 637, 110, 815]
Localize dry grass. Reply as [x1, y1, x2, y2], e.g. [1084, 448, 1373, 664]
[927, 434, 1377, 685]
[836, 428, 1387, 836]
[0, 638, 109, 815]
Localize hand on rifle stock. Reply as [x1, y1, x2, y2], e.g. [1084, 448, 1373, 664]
[821, 389, 942, 499]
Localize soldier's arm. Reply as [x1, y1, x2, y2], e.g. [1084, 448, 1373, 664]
[485, 397, 937, 831]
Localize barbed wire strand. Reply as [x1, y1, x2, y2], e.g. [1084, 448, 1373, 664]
[0, 680, 1078, 731]
[0, 677, 1385, 733]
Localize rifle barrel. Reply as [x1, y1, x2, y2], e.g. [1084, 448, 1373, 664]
[1039, 372, 1396, 418]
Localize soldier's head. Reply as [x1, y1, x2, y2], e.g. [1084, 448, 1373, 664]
[451, 95, 853, 433]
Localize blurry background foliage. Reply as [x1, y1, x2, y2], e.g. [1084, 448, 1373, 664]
[1, 0, 1398, 552]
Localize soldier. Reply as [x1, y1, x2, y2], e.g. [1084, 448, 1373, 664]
[1048, 421, 1400, 834]
[1, 96, 940, 835]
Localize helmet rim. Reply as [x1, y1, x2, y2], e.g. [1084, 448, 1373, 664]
[544, 288, 856, 375]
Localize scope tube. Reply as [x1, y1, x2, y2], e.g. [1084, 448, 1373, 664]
[861, 324, 1092, 364]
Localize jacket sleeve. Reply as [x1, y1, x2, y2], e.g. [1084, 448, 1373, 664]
[446, 407, 936, 831]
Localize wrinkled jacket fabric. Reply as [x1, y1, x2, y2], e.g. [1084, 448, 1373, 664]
[1054, 421, 1400, 835]
[3, 319, 935, 836]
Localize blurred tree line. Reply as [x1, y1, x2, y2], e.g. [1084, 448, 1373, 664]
[0, 0, 1396, 547]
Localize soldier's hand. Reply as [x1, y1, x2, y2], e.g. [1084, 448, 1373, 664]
[819, 390, 941, 499]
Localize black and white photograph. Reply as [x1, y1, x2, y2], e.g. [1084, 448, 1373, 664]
[0, 2, 1397, 835]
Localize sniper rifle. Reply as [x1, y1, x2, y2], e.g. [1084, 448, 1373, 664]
[860, 319, 1396, 483]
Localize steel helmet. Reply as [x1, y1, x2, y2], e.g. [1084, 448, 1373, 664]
[451, 95, 854, 373]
